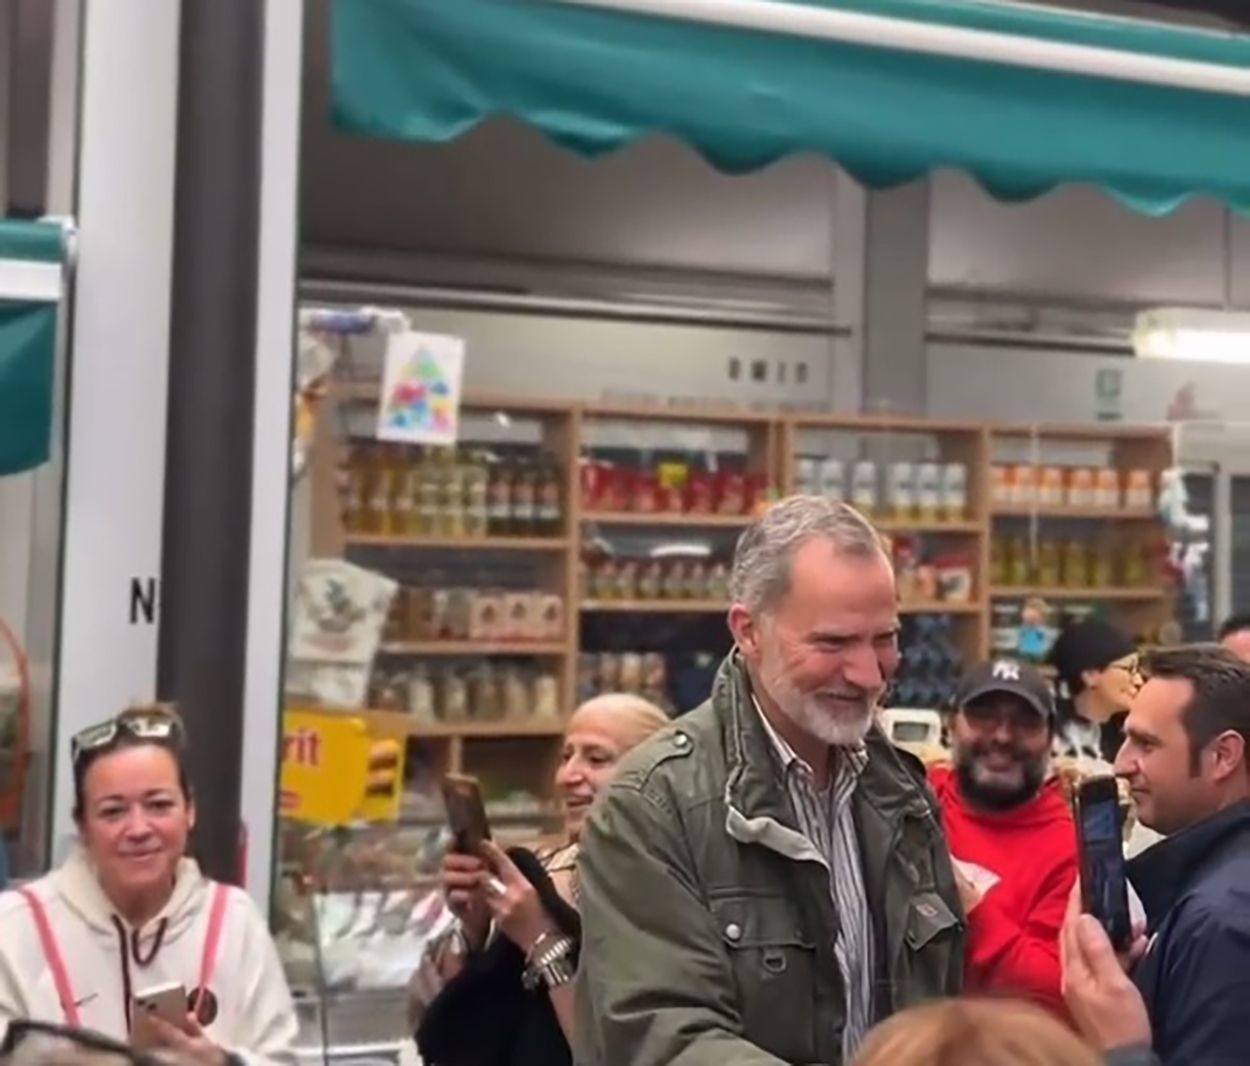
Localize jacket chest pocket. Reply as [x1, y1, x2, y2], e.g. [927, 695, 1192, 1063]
[710, 895, 820, 1064]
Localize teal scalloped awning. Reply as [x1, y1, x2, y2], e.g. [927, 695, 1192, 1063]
[331, 0, 1250, 216]
[0, 219, 64, 476]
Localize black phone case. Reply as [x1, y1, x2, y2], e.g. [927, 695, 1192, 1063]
[1076, 782, 1132, 952]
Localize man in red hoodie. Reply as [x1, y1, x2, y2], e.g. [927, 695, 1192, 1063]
[929, 658, 1077, 1016]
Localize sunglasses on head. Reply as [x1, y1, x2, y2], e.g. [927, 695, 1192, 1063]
[70, 705, 184, 767]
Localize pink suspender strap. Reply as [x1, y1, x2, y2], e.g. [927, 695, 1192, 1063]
[194, 883, 230, 1014]
[17, 887, 81, 1028]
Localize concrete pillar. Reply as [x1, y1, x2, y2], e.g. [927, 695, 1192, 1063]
[832, 174, 931, 415]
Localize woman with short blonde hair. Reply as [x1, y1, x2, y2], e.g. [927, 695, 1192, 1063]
[854, 999, 1102, 1066]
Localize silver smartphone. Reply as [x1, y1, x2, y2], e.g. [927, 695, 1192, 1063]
[133, 981, 188, 1026]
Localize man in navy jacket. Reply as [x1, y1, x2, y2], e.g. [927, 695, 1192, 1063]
[1062, 644, 1250, 1066]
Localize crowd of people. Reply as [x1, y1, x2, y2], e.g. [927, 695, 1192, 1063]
[3, 494, 1250, 1066]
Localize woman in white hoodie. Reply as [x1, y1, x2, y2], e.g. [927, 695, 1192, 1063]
[0, 705, 298, 1066]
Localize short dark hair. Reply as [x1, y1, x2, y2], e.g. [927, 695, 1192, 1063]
[1140, 644, 1250, 775]
[1218, 613, 1250, 641]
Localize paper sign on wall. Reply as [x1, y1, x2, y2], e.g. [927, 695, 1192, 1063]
[377, 330, 464, 445]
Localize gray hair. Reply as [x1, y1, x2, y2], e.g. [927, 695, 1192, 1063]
[730, 495, 886, 614]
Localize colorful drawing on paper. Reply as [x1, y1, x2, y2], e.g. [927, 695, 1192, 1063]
[376, 331, 465, 445]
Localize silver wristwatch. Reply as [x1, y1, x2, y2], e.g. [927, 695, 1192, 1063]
[522, 934, 577, 991]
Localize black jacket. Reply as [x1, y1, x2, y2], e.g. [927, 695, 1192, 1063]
[415, 847, 579, 1066]
[1126, 800, 1250, 1066]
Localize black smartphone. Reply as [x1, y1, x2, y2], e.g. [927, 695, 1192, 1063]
[442, 773, 491, 853]
[1076, 776, 1132, 952]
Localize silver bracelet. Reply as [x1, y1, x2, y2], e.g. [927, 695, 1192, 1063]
[522, 934, 576, 991]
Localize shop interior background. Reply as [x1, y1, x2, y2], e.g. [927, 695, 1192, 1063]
[0, 0, 1249, 1053]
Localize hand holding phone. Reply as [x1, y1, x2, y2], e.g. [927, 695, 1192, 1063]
[132, 982, 188, 1027]
[442, 773, 491, 853]
[1076, 776, 1132, 953]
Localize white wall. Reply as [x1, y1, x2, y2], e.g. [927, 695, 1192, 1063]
[929, 173, 1250, 308]
[303, 134, 1250, 311]
[929, 341, 1250, 425]
[323, 304, 837, 409]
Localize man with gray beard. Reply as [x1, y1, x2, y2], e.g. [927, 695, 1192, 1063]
[574, 496, 964, 1066]
[928, 659, 1077, 1017]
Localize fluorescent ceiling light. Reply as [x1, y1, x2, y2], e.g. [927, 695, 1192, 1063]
[1133, 307, 1250, 364]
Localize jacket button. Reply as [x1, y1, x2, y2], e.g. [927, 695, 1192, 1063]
[674, 733, 690, 749]
[725, 923, 743, 942]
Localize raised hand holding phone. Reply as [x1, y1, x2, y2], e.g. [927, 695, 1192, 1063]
[442, 773, 491, 853]
[439, 774, 494, 949]
[1075, 776, 1132, 952]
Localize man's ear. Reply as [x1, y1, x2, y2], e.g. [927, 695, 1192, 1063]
[1208, 729, 1246, 785]
[728, 603, 762, 657]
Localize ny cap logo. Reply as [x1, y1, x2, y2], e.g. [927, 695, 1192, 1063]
[991, 660, 1021, 682]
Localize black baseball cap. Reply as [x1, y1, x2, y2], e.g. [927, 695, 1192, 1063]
[954, 659, 1056, 722]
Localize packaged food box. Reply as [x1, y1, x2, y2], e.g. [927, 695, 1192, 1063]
[469, 592, 505, 641]
[538, 594, 565, 640]
[935, 553, 973, 603]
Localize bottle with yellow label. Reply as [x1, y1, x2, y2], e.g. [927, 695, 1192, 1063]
[1063, 538, 1090, 589]
[1007, 537, 1032, 588]
[1036, 538, 1061, 588]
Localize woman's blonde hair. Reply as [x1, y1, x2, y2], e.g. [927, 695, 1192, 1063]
[854, 999, 1101, 1066]
[567, 693, 670, 751]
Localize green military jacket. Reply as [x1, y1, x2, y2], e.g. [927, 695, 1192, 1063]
[575, 655, 965, 1066]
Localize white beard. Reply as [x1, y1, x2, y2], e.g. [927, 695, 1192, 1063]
[760, 660, 875, 747]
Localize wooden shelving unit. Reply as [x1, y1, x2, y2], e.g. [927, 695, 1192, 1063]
[581, 600, 729, 614]
[992, 506, 1157, 521]
[362, 709, 566, 739]
[987, 421, 1174, 660]
[379, 640, 569, 656]
[874, 518, 982, 535]
[991, 587, 1166, 602]
[581, 511, 753, 528]
[306, 385, 1176, 808]
[898, 601, 982, 615]
[779, 413, 992, 673]
[346, 532, 570, 552]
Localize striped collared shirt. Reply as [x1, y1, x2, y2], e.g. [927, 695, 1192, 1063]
[753, 697, 875, 1061]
